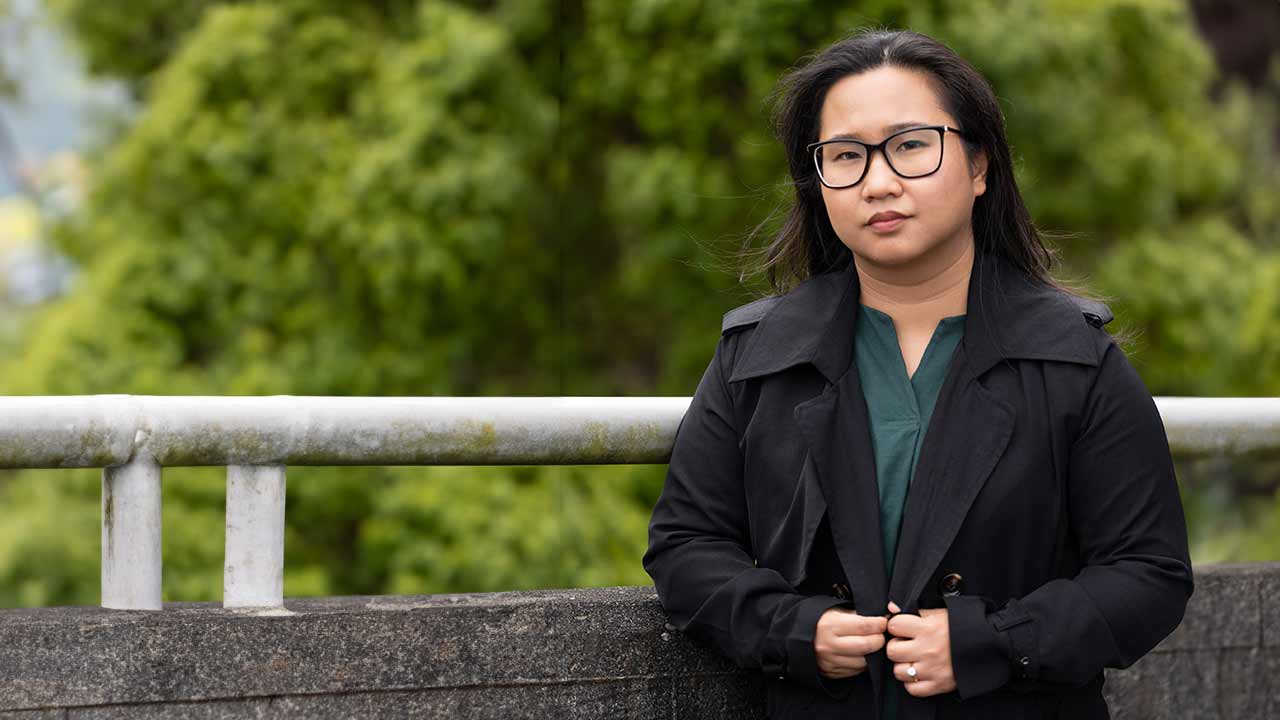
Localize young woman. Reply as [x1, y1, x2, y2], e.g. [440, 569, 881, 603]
[643, 29, 1193, 720]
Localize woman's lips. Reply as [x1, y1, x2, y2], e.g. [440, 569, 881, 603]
[869, 216, 908, 232]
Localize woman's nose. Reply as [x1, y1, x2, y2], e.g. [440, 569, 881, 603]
[860, 149, 901, 197]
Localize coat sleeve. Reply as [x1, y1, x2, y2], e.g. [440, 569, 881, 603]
[642, 331, 854, 697]
[943, 338, 1195, 700]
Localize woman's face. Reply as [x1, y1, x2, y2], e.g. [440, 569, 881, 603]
[816, 66, 987, 272]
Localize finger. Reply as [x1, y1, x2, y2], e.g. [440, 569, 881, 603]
[818, 665, 866, 680]
[887, 612, 926, 638]
[816, 608, 861, 637]
[817, 660, 857, 679]
[828, 610, 888, 636]
[816, 607, 854, 635]
[887, 600, 901, 614]
[818, 653, 869, 674]
[819, 648, 870, 671]
[824, 631, 885, 658]
[884, 636, 922, 663]
[818, 665, 865, 680]
[892, 661, 931, 684]
[903, 679, 943, 698]
[889, 636, 931, 663]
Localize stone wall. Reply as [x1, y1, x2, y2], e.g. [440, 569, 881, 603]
[0, 563, 1275, 718]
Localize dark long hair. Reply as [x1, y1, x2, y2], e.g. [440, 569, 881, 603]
[740, 27, 1117, 330]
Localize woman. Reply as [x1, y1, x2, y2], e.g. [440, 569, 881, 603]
[642, 28, 1193, 720]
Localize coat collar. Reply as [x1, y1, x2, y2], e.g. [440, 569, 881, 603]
[727, 249, 1109, 385]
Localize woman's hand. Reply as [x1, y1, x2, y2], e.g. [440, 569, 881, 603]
[814, 607, 888, 679]
[885, 600, 957, 697]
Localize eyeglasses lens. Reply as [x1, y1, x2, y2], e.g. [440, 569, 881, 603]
[815, 128, 943, 187]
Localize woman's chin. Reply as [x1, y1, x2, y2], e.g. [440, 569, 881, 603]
[850, 238, 928, 267]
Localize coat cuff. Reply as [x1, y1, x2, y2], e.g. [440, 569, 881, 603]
[944, 594, 1016, 699]
[781, 595, 859, 698]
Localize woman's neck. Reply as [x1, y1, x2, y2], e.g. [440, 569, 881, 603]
[855, 240, 974, 327]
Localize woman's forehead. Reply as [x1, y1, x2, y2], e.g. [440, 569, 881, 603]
[818, 67, 950, 140]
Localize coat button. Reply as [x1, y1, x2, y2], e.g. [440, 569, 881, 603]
[938, 572, 964, 597]
[831, 582, 851, 600]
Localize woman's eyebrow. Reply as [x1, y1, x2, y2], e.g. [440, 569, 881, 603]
[822, 121, 932, 141]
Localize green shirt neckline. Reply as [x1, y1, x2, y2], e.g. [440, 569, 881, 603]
[854, 301, 966, 575]
[853, 302, 966, 720]
[858, 303, 966, 386]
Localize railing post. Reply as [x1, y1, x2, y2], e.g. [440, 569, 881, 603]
[223, 464, 286, 608]
[101, 456, 163, 610]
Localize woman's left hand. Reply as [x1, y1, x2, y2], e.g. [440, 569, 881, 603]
[885, 600, 958, 697]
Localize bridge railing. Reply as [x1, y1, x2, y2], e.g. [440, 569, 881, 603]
[0, 395, 1276, 610]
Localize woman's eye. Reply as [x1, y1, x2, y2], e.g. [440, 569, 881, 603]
[895, 140, 924, 151]
[834, 151, 863, 162]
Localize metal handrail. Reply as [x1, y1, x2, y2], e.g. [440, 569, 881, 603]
[0, 395, 1275, 611]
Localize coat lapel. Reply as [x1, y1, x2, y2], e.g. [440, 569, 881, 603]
[742, 260, 893, 708]
[753, 262, 888, 617]
[885, 342, 1015, 612]
[794, 359, 891, 706]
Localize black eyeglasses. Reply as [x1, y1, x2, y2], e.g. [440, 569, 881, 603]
[806, 125, 965, 189]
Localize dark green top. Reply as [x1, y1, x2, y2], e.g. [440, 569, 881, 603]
[854, 303, 965, 720]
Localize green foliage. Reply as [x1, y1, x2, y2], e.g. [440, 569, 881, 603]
[0, 0, 22, 98]
[0, 469, 100, 607]
[1, 0, 1277, 606]
[44, 0, 222, 92]
[1095, 217, 1280, 395]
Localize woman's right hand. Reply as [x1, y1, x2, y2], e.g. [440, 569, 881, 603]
[814, 607, 888, 679]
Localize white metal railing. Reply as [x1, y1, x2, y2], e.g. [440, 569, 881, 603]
[0, 395, 1276, 611]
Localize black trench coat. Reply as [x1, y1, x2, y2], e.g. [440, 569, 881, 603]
[643, 250, 1194, 720]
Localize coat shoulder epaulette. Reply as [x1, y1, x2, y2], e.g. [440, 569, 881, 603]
[721, 295, 780, 335]
[1068, 295, 1114, 328]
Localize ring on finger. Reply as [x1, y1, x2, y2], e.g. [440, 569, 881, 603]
[906, 663, 919, 682]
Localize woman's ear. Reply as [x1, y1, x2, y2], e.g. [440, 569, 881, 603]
[971, 149, 988, 198]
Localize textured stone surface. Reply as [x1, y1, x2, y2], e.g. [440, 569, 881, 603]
[1158, 562, 1265, 651]
[35, 674, 763, 720]
[0, 586, 747, 715]
[0, 564, 1275, 718]
[1105, 650, 1218, 720]
[1262, 563, 1280, 648]
[1218, 646, 1278, 720]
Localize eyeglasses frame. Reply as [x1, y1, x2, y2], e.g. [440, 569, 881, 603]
[806, 124, 966, 189]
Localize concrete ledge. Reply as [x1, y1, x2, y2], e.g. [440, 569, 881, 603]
[1, 564, 1276, 718]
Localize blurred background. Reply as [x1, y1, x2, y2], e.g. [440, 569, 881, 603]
[0, 0, 1276, 607]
